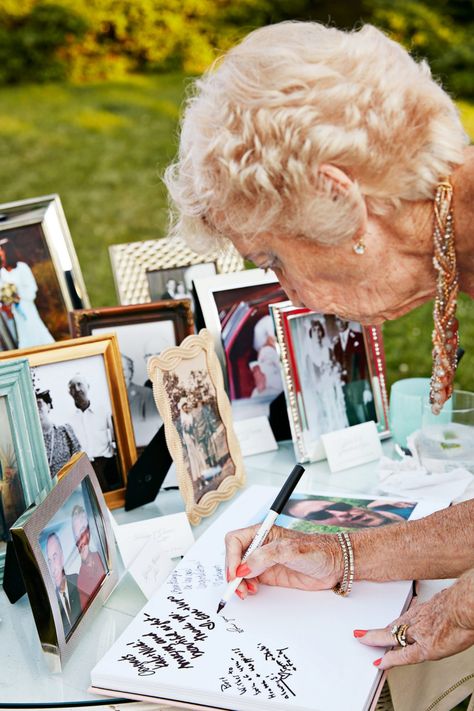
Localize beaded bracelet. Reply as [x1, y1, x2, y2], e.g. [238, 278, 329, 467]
[332, 531, 354, 597]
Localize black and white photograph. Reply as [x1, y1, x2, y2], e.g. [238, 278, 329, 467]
[39, 477, 108, 638]
[147, 262, 217, 311]
[32, 355, 121, 492]
[162, 348, 236, 504]
[92, 320, 176, 447]
[289, 312, 377, 451]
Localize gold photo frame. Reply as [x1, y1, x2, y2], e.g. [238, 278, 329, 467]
[148, 329, 245, 525]
[0, 334, 136, 509]
[109, 236, 244, 305]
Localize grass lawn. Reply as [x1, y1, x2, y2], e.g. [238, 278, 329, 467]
[0, 73, 473, 392]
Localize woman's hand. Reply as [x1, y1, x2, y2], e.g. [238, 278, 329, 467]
[355, 568, 474, 668]
[224, 524, 341, 598]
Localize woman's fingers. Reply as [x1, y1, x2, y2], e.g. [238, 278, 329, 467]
[225, 524, 262, 579]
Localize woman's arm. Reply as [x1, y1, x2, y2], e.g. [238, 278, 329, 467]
[225, 499, 474, 597]
[352, 499, 474, 581]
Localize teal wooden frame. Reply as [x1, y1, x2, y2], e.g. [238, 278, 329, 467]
[0, 358, 51, 580]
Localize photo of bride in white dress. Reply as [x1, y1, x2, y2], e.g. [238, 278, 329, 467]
[295, 316, 349, 437]
[0, 238, 54, 348]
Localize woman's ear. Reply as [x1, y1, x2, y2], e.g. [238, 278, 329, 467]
[317, 163, 368, 239]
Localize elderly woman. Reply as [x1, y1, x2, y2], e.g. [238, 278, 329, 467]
[164, 20, 474, 709]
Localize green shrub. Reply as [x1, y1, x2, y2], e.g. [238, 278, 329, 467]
[0, 3, 87, 84]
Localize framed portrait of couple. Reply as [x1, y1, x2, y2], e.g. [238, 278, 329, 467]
[0, 194, 89, 353]
[10, 452, 118, 670]
[270, 302, 390, 462]
[0, 334, 136, 509]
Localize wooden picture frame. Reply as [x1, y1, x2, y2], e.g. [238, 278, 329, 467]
[0, 335, 136, 509]
[270, 302, 390, 463]
[0, 194, 89, 352]
[11, 452, 118, 671]
[0, 358, 52, 581]
[109, 235, 244, 306]
[148, 329, 245, 525]
[69, 301, 194, 449]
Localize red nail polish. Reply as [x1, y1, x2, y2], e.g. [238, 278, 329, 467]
[226, 567, 230, 583]
[235, 589, 244, 600]
[373, 658, 382, 667]
[353, 629, 367, 638]
[247, 582, 256, 593]
[236, 563, 251, 577]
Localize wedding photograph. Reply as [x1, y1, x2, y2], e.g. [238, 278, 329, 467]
[288, 312, 378, 451]
[0, 195, 88, 351]
[148, 330, 245, 525]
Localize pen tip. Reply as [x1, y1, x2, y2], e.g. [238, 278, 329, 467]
[217, 601, 225, 614]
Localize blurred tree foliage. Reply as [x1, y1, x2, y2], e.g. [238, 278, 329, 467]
[0, 0, 473, 95]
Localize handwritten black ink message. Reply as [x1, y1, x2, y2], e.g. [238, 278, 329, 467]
[118, 596, 216, 676]
[167, 561, 224, 595]
[219, 644, 297, 700]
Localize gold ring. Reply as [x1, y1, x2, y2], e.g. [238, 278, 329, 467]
[391, 623, 409, 647]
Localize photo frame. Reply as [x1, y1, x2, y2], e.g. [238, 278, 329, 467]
[193, 268, 287, 422]
[0, 194, 89, 352]
[10, 452, 118, 671]
[109, 235, 244, 306]
[148, 329, 245, 525]
[270, 302, 390, 463]
[0, 358, 52, 581]
[69, 301, 194, 449]
[0, 334, 136, 509]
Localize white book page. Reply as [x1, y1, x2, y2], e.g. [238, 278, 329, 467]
[91, 486, 450, 711]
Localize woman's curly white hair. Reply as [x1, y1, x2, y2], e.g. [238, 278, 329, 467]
[164, 21, 467, 252]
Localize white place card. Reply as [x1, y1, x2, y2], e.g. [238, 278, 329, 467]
[233, 415, 278, 457]
[321, 421, 382, 472]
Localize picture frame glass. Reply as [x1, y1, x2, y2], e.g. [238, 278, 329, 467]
[213, 282, 287, 418]
[147, 262, 217, 310]
[92, 320, 177, 448]
[39, 476, 109, 640]
[0, 394, 26, 559]
[162, 349, 236, 504]
[0, 223, 68, 349]
[31, 355, 123, 492]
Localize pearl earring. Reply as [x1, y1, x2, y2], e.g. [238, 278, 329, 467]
[353, 237, 366, 255]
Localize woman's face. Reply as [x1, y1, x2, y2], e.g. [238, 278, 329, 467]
[230, 226, 428, 325]
[37, 398, 52, 429]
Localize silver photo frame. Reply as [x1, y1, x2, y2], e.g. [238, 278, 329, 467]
[109, 236, 244, 305]
[0, 194, 89, 351]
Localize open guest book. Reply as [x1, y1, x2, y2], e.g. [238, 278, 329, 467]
[90, 485, 449, 711]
